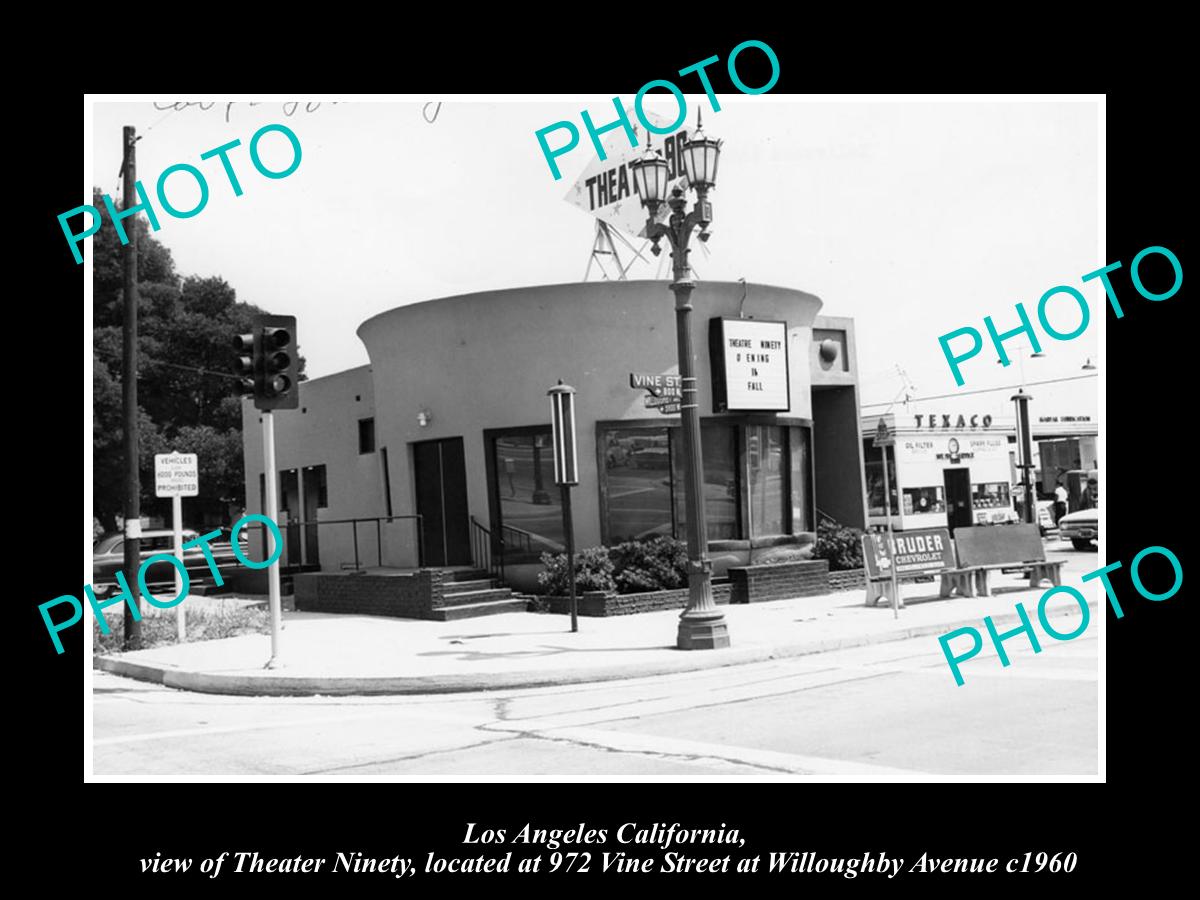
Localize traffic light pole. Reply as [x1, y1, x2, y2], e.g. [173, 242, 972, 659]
[235, 314, 297, 666]
[262, 411, 283, 667]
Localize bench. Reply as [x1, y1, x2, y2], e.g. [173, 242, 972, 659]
[950, 524, 1064, 597]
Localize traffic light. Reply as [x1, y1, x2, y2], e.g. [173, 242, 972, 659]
[233, 333, 255, 397]
[231, 315, 299, 411]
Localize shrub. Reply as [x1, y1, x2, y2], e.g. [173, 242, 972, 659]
[93, 600, 271, 654]
[611, 536, 689, 594]
[812, 521, 865, 571]
[537, 537, 692, 596]
[536, 546, 616, 595]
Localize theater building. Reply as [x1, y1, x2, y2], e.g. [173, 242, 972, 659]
[242, 280, 868, 592]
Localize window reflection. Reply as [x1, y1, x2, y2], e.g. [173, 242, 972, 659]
[747, 425, 785, 536]
[599, 422, 814, 544]
[603, 428, 675, 542]
[971, 482, 1011, 510]
[494, 431, 564, 556]
[903, 486, 946, 515]
[790, 426, 812, 533]
[673, 425, 739, 541]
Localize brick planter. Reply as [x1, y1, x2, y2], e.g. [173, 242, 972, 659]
[293, 569, 446, 618]
[728, 559, 830, 603]
[828, 568, 866, 591]
[542, 583, 734, 617]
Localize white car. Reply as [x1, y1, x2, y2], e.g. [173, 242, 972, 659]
[1058, 508, 1098, 550]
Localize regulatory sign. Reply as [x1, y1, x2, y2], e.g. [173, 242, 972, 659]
[563, 109, 691, 239]
[155, 453, 199, 497]
[873, 418, 893, 448]
[862, 527, 956, 579]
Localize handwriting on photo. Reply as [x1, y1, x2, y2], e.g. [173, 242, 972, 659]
[58, 123, 303, 264]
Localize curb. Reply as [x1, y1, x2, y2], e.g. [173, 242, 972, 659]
[93, 600, 1096, 697]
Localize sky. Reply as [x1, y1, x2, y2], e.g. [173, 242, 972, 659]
[89, 96, 1100, 422]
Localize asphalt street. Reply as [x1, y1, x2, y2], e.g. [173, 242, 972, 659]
[93, 625, 1097, 778]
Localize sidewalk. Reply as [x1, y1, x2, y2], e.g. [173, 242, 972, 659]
[93, 574, 1094, 696]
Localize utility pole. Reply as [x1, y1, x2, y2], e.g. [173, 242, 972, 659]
[1012, 389, 1036, 525]
[121, 125, 142, 648]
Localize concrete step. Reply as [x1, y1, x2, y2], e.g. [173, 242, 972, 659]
[447, 568, 491, 582]
[444, 578, 495, 593]
[429, 598, 530, 620]
[439, 588, 513, 607]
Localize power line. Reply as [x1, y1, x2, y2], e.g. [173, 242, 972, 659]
[860, 372, 1099, 408]
[95, 348, 242, 383]
[144, 359, 241, 381]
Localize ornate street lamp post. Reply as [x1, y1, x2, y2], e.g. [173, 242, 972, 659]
[630, 115, 729, 650]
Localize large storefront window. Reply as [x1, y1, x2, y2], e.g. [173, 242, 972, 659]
[602, 427, 676, 542]
[747, 425, 786, 536]
[600, 421, 813, 544]
[490, 429, 564, 558]
[903, 485, 945, 515]
[673, 425, 740, 541]
[789, 426, 812, 533]
[864, 441, 899, 516]
[972, 482, 1011, 511]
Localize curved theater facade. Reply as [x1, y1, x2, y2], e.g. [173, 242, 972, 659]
[242, 280, 868, 591]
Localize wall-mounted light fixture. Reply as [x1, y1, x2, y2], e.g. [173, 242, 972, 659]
[417, 408, 433, 428]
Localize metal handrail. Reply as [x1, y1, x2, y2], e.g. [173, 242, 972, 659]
[469, 516, 504, 583]
[500, 523, 536, 553]
[240, 514, 424, 570]
[815, 506, 843, 529]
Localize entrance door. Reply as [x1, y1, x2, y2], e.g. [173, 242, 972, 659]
[943, 468, 974, 534]
[413, 437, 472, 567]
[280, 469, 301, 566]
[302, 466, 321, 566]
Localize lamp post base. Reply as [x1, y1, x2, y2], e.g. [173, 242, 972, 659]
[677, 612, 730, 650]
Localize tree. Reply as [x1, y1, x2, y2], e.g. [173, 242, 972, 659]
[91, 189, 306, 532]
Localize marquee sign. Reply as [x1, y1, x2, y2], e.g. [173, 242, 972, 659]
[709, 318, 790, 412]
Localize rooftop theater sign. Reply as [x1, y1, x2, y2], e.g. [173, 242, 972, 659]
[563, 110, 689, 239]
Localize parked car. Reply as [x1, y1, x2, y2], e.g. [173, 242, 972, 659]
[1058, 508, 1098, 550]
[92, 528, 249, 592]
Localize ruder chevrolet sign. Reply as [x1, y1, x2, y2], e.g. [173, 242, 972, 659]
[709, 318, 790, 412]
